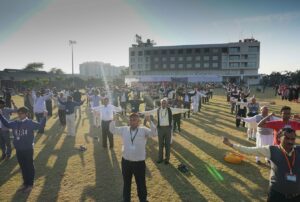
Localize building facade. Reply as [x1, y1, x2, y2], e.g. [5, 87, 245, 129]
[79, 62, 126, 81]
[127, 38, 260, 84]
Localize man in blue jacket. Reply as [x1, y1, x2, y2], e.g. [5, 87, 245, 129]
[0, 107, 46, 193]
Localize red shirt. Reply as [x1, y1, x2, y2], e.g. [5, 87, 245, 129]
[264, 120, 300, 145]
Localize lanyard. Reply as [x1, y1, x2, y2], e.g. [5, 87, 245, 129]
[280, 146, 295, 174]
[130, 128, 138, 145]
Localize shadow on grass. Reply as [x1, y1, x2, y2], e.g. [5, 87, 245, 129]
[80, 106, 123, 201]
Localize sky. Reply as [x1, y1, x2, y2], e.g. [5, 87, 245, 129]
[0, 0, 299, 74]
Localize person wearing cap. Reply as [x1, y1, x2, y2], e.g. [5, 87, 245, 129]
[258, 106, 300, 145]
[58, 95, 85, 137]
[140, 98, 189, 164]
[0, 107, 46, 193]
[0, 99, 18, 160]
[92, 97, 122, 148]
[223, 128, 300, 201]
[109, 113, 157, 202]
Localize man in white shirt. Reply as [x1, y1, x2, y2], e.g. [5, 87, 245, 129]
[32, 90, 52, 134]
[93, 97, 122, 148]
[109, 113, 157, 202]
[140, 98, 188, 164]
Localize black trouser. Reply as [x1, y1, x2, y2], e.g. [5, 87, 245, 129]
[16, 149, 35, 186]
[58, 109, 66, 125]
[0, 129, 11, 157]
[198, 99, 201, 112]
[267, 188, 300, 202]
[46, 99, 52, 116]
[122, 158, 147, 202]
[158, 126, 172, 162]
[121, 102, 127, 115]
[183, 102, 191, 118]
[173, 114, 181, 131]
[35, 113, 45, 133]
[101, 120, 113, 148]
[236, 109, 246, 127]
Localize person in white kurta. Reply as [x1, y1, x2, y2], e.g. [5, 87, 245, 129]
[240, 106, 280, 163]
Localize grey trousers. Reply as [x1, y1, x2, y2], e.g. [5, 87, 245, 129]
[158, 126, 172, 161]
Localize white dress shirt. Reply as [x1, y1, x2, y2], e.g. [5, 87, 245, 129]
[109, 121, 157, 161]
[92, 104, 122, 121]
[32, 91, 52, 113]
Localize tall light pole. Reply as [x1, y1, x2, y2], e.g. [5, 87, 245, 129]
[69, 40, 76, 75]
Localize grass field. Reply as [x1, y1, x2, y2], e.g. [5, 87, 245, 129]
[0, 87, 299, 202]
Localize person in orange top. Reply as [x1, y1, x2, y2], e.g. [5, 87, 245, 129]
[258, 106, 300, 145]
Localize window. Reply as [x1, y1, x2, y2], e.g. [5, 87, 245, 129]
[178, 63, 184, 68]
[222, 55, 228, 61]
[162, 57, 167, 62]
[130, 64, 134, 69]
[131, 51, 135, 56]
[248, 46, 259, 52]
[154, 64, 159, 69]
[187, 63, 192, 68]
[154, 57, 159, 62]
[153, 50, 158, 55]
[138, 51, 143, 56]
[186, 49, 193, 54]
[161, 50, 167, 55]
[222, 62, 228, 68]
[195, 48, 201, 53]
[248, 54, 257, 60]
[178, 49, 184, 54]
[204, 48, 210, 53]
[170, 64, 175, 69]
[204, 63, 209, 68]
[241, 55, 248, 60]
[229, 62, 240, 67]
[229, 47, 240, 53]
[169, 50, 175, 54]
[229, 55, 240, 60]
[130, 57, 135, 62]
[212, 63, 218, 68]
[241, 62, 247, 67]
[138, 64, 143, 69]
[195, 56, 201, 61]
[186, 56, 192, 61]
[222, 48, 228, 53]
[170, 57, 175, 62]
[195, 63, 201, 68]
[248, 62, 257, 67]
[163, 64, 167, 69]
[178, 57, 184, 61]
[212, 56, 219, 60]
[212, 48, 219, 53]
[145, 64, 150, 68]
[145, 57, 150, 62]
[145, 50, 151, 55]
[138, 57, 143, 62]
[204, 56, 209, 61]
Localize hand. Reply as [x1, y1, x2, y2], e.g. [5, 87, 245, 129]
[236, 116, 241, 119]
[223, 137, 233, 147]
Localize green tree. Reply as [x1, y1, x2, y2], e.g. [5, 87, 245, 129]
[24, 62, 44, 71]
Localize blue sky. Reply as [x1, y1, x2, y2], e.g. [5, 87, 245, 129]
[0, 0, 299, 74]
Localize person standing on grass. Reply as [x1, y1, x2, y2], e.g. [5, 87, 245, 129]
[92, 97, 122, 148]
[140, 98, 189, 165]
[109, 113, 157, 202]
[32, 90, 52, 134]
[177, 88, 196, 118]
[223, 128, 300, 201]
[58, 96, 85, 137]
[56, 92, 67, 126]
[258, 106, 300, 145]
[0, 99, 18, 160]
[72, 89, 82, 119]
[0, 107, 46, 193]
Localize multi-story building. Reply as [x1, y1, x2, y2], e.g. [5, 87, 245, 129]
[127, 38, 260, 84]
[79, 62, 126, 81]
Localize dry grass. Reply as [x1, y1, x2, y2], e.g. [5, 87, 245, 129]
[0, 87, 299, 202]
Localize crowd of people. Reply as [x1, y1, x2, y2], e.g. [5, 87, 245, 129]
[0, 81, 300, 201]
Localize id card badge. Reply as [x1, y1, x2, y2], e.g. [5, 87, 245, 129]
[286, 173, 297, 182]
[130, 145, 136, 150]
